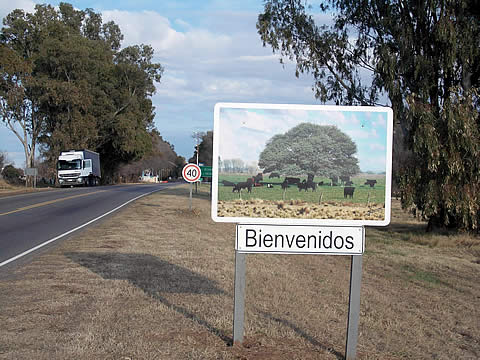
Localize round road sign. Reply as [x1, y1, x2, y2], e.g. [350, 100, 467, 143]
[182, 163, 202, 183]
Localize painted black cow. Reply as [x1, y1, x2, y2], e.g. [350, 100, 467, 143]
[253, 173, 263, 183]
[344, 186, 355, 198]
[298, 180, 316, 192]
[221, 180, 235, 186]
[269, 172, 280, 178]
[285, 177, 301, 185]
[233, 182, 252, 193]
[298, 180, 307, 191]
[364, 179, 377, 187]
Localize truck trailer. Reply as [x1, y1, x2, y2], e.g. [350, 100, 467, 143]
[57, 150, 101, 187]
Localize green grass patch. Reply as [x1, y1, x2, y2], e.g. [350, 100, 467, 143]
[217, 173, 386, 205]
[388, 249, 407, 256]
[400, 264, 447, 287]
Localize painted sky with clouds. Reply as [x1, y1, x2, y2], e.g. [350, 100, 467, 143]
[0, 0, 365, 169]
[218, 106, 390, 173]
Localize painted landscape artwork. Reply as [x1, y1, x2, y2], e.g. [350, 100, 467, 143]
[212, 103, 393, 226]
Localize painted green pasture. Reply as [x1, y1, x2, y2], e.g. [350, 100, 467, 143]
[217, 173, 386, 204]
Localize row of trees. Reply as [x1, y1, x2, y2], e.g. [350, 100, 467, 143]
[0, 3, 180, 181]
[257, 0, 480, 231]
[219, 158, 259, 174]
[118, 131, 185, 182]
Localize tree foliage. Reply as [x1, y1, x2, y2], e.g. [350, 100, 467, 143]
[1, 164, 23, 185]
[0, 3, 164, 181]
[189, 131, 213, 166]
[259, 123, 360, 178]
[258, 0, 480, 231]
[118, 130, 185, 182]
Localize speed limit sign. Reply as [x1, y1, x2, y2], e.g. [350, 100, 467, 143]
[182, 163, 202, 183]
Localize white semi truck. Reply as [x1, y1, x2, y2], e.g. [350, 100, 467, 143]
[57, 150, 101, 187]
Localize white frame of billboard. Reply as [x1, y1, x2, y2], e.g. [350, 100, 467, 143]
[212, 102, 393, 226]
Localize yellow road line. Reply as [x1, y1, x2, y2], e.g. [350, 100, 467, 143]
[0, 190, 106, 216]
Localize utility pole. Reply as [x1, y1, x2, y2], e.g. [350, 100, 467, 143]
[196, 140, 199, 165]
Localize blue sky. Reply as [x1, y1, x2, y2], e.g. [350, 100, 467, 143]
[216, 105, 392, 173]
[0, 0, 347, 168]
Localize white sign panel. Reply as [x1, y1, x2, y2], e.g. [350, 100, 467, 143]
[25, 168, 38, 176]
[182, 163, 201, 183]
[236, 224, 364, 255]
[212, 103, 393, 226]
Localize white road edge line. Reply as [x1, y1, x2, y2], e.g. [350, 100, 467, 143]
[0, 187, 166, 268]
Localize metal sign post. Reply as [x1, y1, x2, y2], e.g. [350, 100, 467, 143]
[233, 251, 246, 344]
[189, 183, 193, 211]
[345, 254, 363, 360]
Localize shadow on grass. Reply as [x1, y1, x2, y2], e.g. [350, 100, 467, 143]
[258, 311, 345, 359]
[65, 252, 231, 343]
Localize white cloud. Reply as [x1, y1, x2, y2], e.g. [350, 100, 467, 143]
[235, 55, 279, 62]
[372, 113, 387, 128]
[102, 10, 186, 52]
[102, 8, 313, 99]
[103, 9, 234, 63]
[347, 127, 379, 140]
[317, 111, 353, 126]
[358, 154, 386, 172]
[346, 129, 371, 139]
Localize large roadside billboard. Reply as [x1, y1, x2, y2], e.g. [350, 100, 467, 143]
[211, 103, 393, 226]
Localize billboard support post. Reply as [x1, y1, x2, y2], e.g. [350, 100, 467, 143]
[345, 254, 363, 360]
[233, 250, 246, 345]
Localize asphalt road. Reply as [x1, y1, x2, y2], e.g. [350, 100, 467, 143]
[0, 183, 179, 269]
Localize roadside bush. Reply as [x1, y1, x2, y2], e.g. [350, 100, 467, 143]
[1, 165, 24, 185]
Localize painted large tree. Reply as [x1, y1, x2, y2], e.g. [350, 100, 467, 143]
[259, 123, 360, 178]
[257, 0, 480, 231]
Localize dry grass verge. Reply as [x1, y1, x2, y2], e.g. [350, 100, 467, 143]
[0, 184, 479, 359]
[0, 178, 53, 197]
